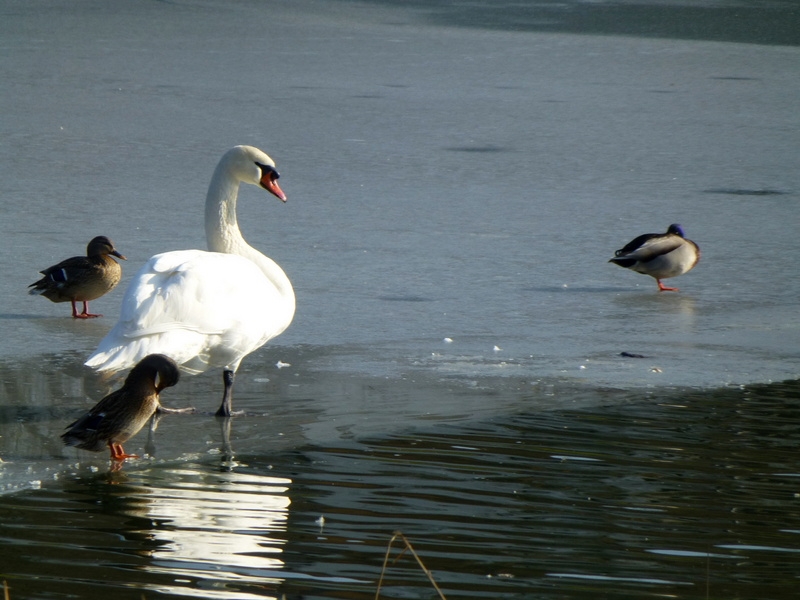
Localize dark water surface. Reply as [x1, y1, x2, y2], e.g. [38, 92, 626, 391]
[2, 374, 800, 598]
[1, 0, 799, 598]
[353, 0, 800, 46]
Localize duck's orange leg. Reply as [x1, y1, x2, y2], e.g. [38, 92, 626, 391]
[108, 441, 139, 461]
[657, 279, 679, 292]
[71, 301, 85, 318]
[74, 300, 102, 319]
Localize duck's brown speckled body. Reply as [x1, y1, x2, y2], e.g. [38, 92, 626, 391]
[29, 236, 126, 318]
[62, 354, 180, 461]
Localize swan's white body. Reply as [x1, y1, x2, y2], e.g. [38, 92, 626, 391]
[85, 145, 295, 415]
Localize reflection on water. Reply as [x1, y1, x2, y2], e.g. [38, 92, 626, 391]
[124, 466, 291, 599]
[0, 458, 293, 599]
[134, 419, 289, 599]
[275, 379, 800, 599]
[1, 377, 799, 598]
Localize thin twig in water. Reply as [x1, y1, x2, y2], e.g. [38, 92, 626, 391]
[3, 581, 9, 600]
[375, 530, 447, 600]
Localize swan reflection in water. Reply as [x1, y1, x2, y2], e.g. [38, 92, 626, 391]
[109, 418, 292, 599]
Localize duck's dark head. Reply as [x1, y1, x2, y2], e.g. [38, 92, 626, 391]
[128, 354, 181, 392]
[667, 224, 685, 237]
[87, 236, 126, 260]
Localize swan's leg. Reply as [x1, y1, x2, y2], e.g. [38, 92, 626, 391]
[144, 413, 161, 457]
[218, 416, 235, 469]
[216, 370, 237, 417]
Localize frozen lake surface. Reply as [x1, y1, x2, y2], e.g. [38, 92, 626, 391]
[0, 0, 799, 598]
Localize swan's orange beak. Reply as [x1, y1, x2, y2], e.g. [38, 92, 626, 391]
[260, 169, 287, 202]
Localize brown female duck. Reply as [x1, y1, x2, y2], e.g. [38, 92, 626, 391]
[62, 354, 181, 461]
[29, 235, 126, 318]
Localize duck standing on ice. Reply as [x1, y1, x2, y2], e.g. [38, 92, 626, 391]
[609, 224, 700, 292]
[29, 235, 126, 318]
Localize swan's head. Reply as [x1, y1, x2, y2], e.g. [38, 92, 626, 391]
[226, 145, 287, 202]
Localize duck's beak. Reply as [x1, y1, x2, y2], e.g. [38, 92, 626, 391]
[111, 250, 127, 260]
[260, 167, 287, 202]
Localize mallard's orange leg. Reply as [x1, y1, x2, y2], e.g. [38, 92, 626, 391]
[71, 301, 84, 318]
[74, 300, 102, 319]
[108, 441, 139, 461]
[657, 279, 679, 292]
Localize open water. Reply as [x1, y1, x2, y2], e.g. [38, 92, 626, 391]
[1, 0, 799, 598]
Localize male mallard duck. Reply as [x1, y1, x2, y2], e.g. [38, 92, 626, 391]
[62, 354, 180, 461]
[29, 235, 126, 318]
[609, 224, 700, 292]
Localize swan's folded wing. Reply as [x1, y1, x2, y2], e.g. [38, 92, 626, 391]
[86, 250, 283, 372]
[120, 250, 226, 336]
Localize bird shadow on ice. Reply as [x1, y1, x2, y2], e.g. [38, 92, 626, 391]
[522, 285, 632, 293]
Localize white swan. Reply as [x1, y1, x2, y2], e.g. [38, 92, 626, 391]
[85, 145, 295, 416]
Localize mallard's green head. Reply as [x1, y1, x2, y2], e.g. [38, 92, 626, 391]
[667, 224, 685, 237]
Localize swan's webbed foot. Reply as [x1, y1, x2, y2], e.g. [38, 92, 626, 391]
[157, 405, 196, 414]
[216, 408, 245, 417]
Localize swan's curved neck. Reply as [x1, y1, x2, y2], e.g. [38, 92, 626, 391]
[204, 161, 295, 307]
[205, 164, 244, 254]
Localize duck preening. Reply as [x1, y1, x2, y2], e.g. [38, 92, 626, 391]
[28, 235, 126, 318]
[85, 146, 295, 417]
[609, 224, 700, 291]
[62, 354, 181, 461]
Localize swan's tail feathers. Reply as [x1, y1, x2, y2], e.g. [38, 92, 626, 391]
[85, 338, 153, 373]
[84, 348, 135, 373]
[85, 335, 210, 376]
